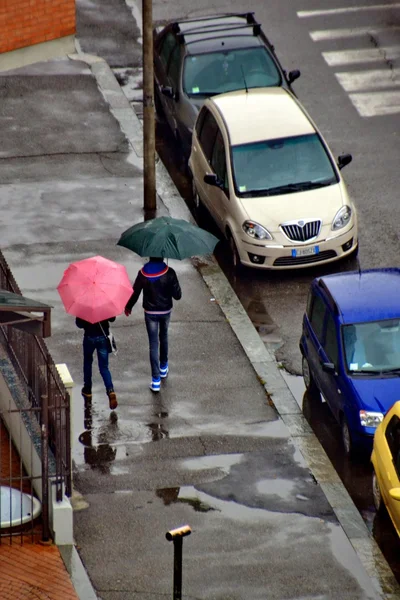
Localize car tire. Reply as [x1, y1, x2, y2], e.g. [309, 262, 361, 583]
[341, 415, 355, 457]
[174, 131, 190, 176]
[154, 85, 165, 122]
[342, 244, 359, 271]
[372, 469, 386, 514]
[192, 182, 206, 224]
[228, 233, 242, 271]
[302, 355, 318, 395]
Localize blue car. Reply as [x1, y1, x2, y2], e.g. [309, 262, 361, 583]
[300, 268, 400, 457]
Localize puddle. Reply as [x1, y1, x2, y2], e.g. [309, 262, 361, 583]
[181, 454, 244, 474]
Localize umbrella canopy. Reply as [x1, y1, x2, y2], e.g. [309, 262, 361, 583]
[57, 255, 132, 324]
[117, 216, 219, 260]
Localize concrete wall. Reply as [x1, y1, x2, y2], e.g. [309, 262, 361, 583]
[0, 0, 76, 54]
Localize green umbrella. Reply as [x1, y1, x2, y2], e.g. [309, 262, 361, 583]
[117, 216, 219, 260]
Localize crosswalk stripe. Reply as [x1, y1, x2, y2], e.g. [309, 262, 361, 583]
[349, 91, 400, 116]
[310, 25, 400, 42]
[298, 4, 400, 18]
[335, 69, 400, 92]
[322, 46, 400, 66]
[299, 4, 400, 117]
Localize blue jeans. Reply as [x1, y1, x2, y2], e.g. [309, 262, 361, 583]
[145, 312, 171, 380]
[83, 335, 114, 392]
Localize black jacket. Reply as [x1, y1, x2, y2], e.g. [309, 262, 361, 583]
[76, 317, 115, 336]
[125, 265, 181, 313]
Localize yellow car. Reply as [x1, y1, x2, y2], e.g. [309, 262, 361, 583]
[371, 401, 400, 536]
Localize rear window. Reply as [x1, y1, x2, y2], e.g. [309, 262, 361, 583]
[183, 47, 281, 96]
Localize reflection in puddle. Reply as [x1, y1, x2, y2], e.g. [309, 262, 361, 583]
[146, 410, 169, 442]
[256, 478, 297, 500]
[181, 454, 244, 474]
[146, 422, 169, 441]
[78, 396, 119, 473]
[156, 487, 216, 513]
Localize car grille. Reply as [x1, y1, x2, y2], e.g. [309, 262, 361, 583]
[281, 220, 321, 242]
[273, 250, 337, 267]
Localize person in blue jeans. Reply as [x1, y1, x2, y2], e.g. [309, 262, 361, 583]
[125, 257, 182, 392]
[76, 317, 118, 409]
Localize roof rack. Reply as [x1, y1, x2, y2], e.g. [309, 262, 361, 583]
[171, 12, 255, 32]
[177, 23, 262, 44]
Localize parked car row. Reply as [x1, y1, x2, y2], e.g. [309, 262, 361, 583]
[154, 10, 398, 542]
[154, 11, 358, 270]
[300, 268, 400, 538]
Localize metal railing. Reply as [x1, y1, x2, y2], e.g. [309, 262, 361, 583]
[0, 250, 71, 540]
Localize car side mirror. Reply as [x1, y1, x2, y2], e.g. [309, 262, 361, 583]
[288, 69, 300, 84]
[161, 86, 176, 100]
[337, 153, 352, 170]
[389, 488, 400, 502]
[204, 173, 223, 188]
[322, 361, 335, 374]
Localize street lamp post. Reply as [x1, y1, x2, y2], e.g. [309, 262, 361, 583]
[142, 0, 156, 220]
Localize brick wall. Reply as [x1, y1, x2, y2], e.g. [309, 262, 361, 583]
[0, 0, 76, 55]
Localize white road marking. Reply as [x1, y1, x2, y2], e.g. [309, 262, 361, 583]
[298, 4, 400, 18]
[349, 91, 400, 116]
[322, 46, 400, 66]
[310, 25, 400, 42]
[335, 69, 400, 92]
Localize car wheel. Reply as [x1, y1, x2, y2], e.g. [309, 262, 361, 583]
[154, 85, 165, 121]
[342, 244, 359, 271]
[174, 131, 190, 176]
[302, 355, 318, 395]
[192, 182, 206, 224]
[228, 233, 242, 270]
[372, 469, 385, 514]
[341, 415, 354, 457]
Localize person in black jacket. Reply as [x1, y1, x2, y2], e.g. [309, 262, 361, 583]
[125, 257, 182, 392]
[76, 317, 118, 410]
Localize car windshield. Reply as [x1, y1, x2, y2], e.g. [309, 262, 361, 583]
[342, 319, 400, 374]
[231, 134, 338, 197]
[183, 47, 281, 96]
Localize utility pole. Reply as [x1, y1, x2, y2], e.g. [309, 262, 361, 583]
[142, 0, 156, 220]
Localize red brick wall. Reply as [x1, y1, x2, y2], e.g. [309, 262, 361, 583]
[0, 0, 76, 54]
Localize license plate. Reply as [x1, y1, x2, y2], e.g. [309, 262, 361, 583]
[292, 246, 319, 258]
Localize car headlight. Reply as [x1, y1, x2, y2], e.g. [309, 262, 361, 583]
[332, 205, 352, 231]
[242, 221, 272, 240]
[359, 410, 384, 428]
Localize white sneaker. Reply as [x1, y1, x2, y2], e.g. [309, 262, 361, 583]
[160, 364, 169, 379]
[150, 378, 161, 392]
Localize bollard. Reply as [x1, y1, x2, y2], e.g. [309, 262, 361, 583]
[166, 525, 192, 600]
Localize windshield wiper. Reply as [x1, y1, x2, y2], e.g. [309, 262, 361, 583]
[187, 91, 216, 97]
[238, 179, 336, 198]
[379, 368, 400, 376]
[264, 180, 335, 195]
[350, 368, 380, 374]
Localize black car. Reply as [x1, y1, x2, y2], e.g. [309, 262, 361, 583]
[153, 12, 301, 162]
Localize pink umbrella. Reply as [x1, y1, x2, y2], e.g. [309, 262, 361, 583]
[57, 255, 132, 324]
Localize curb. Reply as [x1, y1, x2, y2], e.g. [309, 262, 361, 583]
[68, 51, 400, 599]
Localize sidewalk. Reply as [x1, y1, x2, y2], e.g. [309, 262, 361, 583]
[0, 49, 400, 600]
